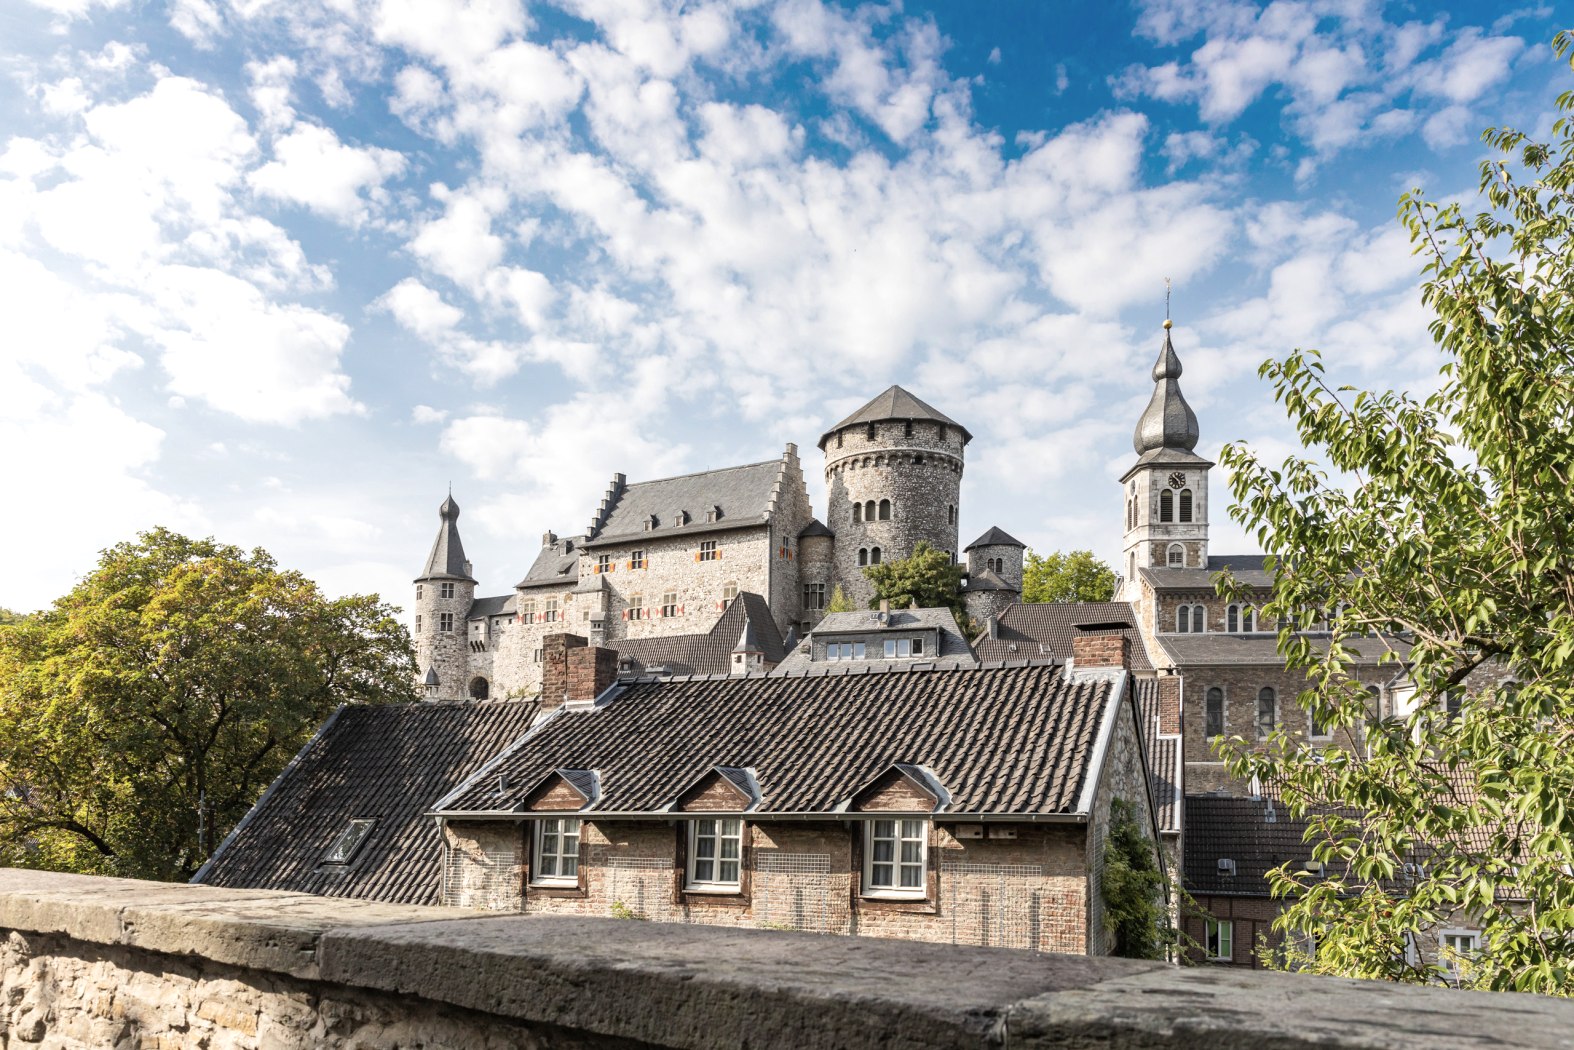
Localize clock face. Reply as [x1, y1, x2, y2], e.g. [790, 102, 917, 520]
[1168, 472, 1187, 490]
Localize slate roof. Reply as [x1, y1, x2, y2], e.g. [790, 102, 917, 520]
[194, 701, 539, 905]
[818, 385, 972, 448]
[1183, 793, 1322, 897]
[583, 460, 784, 546]
[1157, 633, 1410, 667]
[1140, 553, 1273, 590]
[468, 594, 516, 619]
[611, 592, 786, 676]
[972, 602, 1154, 673]
[963, 567, 1015, 592]
[798, 519, 835, 539]
[964, 526, 1025, 551]
[1150, 735, 1181, 834]
[1133, 326, 1201, 455]
[417, 495, 475, 582]
[438, 664, 1119, 817]
[518, 537, 585, 589]
[774, 607, 977, 673]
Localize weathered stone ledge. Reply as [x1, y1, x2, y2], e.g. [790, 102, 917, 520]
[2, 868, 1572, 1049]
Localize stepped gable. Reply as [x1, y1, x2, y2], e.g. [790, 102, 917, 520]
[438, 662, 1115, 818]
[194, 701, 538, 904]
[818, 384, 973, 448]
[964, 526, 1026, 551]
[612, 592, 786, 676]
[973, 602, 1153, 672]
[582, 460, 785, 546]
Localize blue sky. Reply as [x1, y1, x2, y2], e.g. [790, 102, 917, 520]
[0, 0, 1562, 614]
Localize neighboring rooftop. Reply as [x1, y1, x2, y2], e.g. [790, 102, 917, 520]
[611, 592, 786, 676]
[818, 384, 972, 448]
[1183, 792, 1326, 897]
[964, 526, 1025, 551]
[773, 606, 977, 673]
[1156, 633, 1409, 667]
[584, 459, 787, 546]
[438, 663, 1116, 818]
[972, 602, 1154, 673]
[1140, 554, 1275, 591]
[195, 701, 539, 905]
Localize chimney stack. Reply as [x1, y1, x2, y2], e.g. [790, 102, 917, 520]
[1071, 629, 1130, 670]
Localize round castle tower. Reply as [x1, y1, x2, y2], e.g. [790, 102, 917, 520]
[414, 494, 478, 702]
[819, 385, 970, 609]
[962, 526, 1025, 625]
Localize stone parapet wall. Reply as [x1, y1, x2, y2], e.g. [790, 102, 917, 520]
[2, 869, 1572, 1049]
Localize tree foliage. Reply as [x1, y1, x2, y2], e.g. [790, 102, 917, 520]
[0, 528, 417, 881]
[1217, 38, 1574, 996]
[862, 540, 970, 633]
[1101, 798, 1166, 960]
[1021, 549, 1117, 604]
[825, 584, 856, 614]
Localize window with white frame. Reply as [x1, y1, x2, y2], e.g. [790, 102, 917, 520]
[826, 641, 866, 661]
[596, 554, 612, 573]
[630, 549, 646, 569]
[521, 600, 536, 624]
[628, 594, 643, 619]
[686, 818, 743, 891]
[543, 598, 560, 622]
[883, 638, 923, 658]
[532, 818, 581, 886]
[1205, 917, 1233, 961]
[438, 612, 454, 632]
[723, 581, 738, 603]
[415, 584, 423, 600]
[662, 592, 678, 617]
[864, 819, 927, 897]
[1438, 929, 1480, 983]
[414, 614, 422, 633]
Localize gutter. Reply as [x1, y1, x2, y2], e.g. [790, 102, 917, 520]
[430, 809, 1090, 823]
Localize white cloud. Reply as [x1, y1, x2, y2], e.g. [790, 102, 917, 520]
[169, 0, 225, 48]
[248, 123, 406, 223]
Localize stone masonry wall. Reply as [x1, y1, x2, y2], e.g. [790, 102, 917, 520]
[4, 869, 1572, 1050]
[1083, 681, 1160, 957]
[765, 445, 814, 635]
[414, 576, 477, 702]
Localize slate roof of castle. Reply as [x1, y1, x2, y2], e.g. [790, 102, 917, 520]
[437, 664, 1119, 818]
[773, 607, 977, 673]
[971, 602, 1154, 673]
[194, 701, 539, 905]
[518, 537, 585, 589]
[584, 460, 784, 546]
[610, 592, 786, 676]
[416, 495, 475, 583]
[819, 385, 972, 447]
[468, 594, 516, 619]
[964, 526, 1025, 551]
[963, 567, 1016, 592]
[798, 518, 835, 539]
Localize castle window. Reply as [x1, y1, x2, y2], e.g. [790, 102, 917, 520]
[866, 422, 876, 440]
[662, 592, 678, 617]
[469, 677, 490, 701]
[803, 583, 825, 612]
[544, 599, 559, 623]
[596, 554, 612, 574]
[904, 420, 913, 437]
[864, 500, 876, 520]
[853, 503, 862, 524]
[1159, 489, 1174, 523]
[532, 818, 581, 887]
[723, 581, 738, 603]
[628, 594, 643, 619]
[699, 540, 718, 562]
[439, 581, 455, 599]
[1257, 687, 1276, 736]
[837, 431, 843, 448]
[863, 819, 927, 898]
[1167, 544, 1185, 567]
[533, 647, 543, 663]
[1179, 488, 1194, 522]
[947, 504, 956, 525]
[878, 499, 890, 521]
[870, 547, 882, 565]
[1206, 687, 1224, 737]
[858, 548, 869, 567]
[706, 505, 721, 523]
[630, 549, 645, 570]
[439, 612, 454, 632]
[416, 584, 423, 600]
[414, 615, 422, 633]
[686, 818, 743, 890]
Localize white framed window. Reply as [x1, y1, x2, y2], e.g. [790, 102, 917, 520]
[723, 581, 738, 603]
[882, 638, 923, 658]
[521, 600, 536, 624]
[686, 818, 743, 891]
[630, 549, 646, 569]
[415, 584, 423, 600]
[628, 594, 643, 619]
[596, 554, 612, 573]
[414, 614, 422, 633]
[863, 819, 927, 898]
[544, 598, 559, 622]
[1205, 917, 1233, 961]
[661, 592, 678, 617]
[532, 817, 581, 886]
[1438, 928, 1480, 984]
[826, 641, 866, 661]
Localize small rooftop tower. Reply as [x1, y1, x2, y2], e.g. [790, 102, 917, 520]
[731, 615, 764, 676]
[414, 493, 478, 702]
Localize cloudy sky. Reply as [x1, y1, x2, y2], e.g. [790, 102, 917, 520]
[0, 0, 1560, 614]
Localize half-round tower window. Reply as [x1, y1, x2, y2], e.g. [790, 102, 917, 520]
[870, 547, 882, 564]
[858, 548, 869, 566]
[1159, 489, 1174, 522]
[1167, 543, 1185, 567]
[469, 677, 490, 701]
[1179, 488, 1193, 522]
[864, 500, 876, 520]
[853, 503, 862, 524]
[878, 499, 891, 521]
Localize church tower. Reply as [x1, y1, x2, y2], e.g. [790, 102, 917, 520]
[414, 493, 477, 701]
[1119, 321, 1212, 601]
[820, 386, 969, 609]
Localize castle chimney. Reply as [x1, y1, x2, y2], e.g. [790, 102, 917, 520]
[1071, 629, 1129, 670]
[542, 531, 557, 548]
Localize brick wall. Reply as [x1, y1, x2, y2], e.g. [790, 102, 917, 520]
[565, 644, 619, 703]
[539, 633, 587, 711]
[1072, 634, 1128, 669]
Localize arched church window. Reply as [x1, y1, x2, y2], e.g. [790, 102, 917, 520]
[1179, 488, 1193, 522]
[1167, 543, 1185, 567]
[1205, 687, 1224, 737]
[853, 503, 862, 524]
[858, 548, 868, 566]
[1227, 604, 1240, 633]
[1257, 687, 1277, 736]
[1160, 489, 1174, 522]
[878, 499, 891, 521]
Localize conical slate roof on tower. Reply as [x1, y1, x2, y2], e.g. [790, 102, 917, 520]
[818, 385, 973, 448]
[416, 494, 476, 582]
[1132, 322, 1201, 455]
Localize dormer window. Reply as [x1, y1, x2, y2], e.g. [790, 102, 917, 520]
[322, 819, 375, 865]
[706, 505, 722, 523]
[674, 509, 688, 527]
[644, 515, 658, 531]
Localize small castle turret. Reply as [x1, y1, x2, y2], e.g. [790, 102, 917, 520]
[414, 493, 478, 702]
[963, 526, 1024, 624]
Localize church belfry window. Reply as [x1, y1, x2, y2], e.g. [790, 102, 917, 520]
[1167, 543, 1185, 567]
[1179, 488, 1193, 522]
[1159, 489, 1174, 522]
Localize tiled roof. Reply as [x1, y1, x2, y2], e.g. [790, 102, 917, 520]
[612, 592, 785, 676]
[1150, 736, 1181, 834]
[518, 537, 584, 589]
[438, 664, 1118, 818]
[468, 594, 516, 619]
[964, 526, 1025, 551]
[1157, 633, 1410, 667]
[194, 701, 539, 905]
[819, 385, 972, 447]
[972, 602, 1154, 673]
[585, 460, 783, 546]
[773, 607, 977, 673]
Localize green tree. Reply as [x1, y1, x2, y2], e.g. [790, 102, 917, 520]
[0, 528, 417, 881]
[1217, 39, 1574, 996]
[825, 584, 856, 614]
[862, 540, 970, 634]
[1021, 549, 1117, 604]
[1101, 798, 1166, 960]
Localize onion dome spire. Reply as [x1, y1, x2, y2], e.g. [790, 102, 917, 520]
[1133, 319, 1200, 454]
[417, 491, 475, 582]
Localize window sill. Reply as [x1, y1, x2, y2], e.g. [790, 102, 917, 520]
[683, 884, 743, 895]
[857, 894, 936, 915]
[528, 883, 587, 899]
[680, 890, 749, 907]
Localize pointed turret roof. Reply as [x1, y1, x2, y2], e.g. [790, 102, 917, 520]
[818, 385, 971, 449]
[1132, 322, 1200, 455]
[733, 614, 763, 654]
[964, 526, 1026, 551]
[416, 493, 476, 583]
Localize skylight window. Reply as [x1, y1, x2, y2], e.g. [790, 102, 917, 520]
[322, 819, 376, 864]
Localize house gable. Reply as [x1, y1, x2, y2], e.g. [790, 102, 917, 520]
[849, 764, 947, 813]
[672, 766, 760, 812]
[521, 769, 599, 812]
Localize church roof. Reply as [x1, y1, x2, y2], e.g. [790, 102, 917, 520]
[818, 385, 971, 448]
[964, 526, 1025, 551]
[1132, 324, 1201, 456]
[583, 460, 784, 547]
[416, 494, 475, 583]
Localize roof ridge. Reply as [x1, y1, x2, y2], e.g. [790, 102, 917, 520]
[622, 458, 780, 488]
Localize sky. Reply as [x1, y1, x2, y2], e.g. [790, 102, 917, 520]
[0, 0, 1564, 615]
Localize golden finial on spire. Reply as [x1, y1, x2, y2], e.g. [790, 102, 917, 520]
[1163, 278, 1173, 329]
